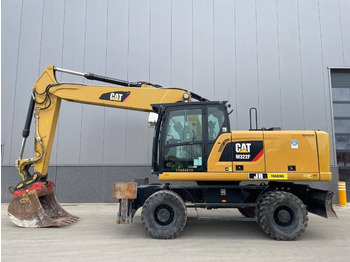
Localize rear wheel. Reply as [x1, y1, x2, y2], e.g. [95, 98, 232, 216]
[141, 190, 187, 239]
[257, 191, 308, 240]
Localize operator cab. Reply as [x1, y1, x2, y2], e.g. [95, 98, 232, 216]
[151, 101, 231, 174]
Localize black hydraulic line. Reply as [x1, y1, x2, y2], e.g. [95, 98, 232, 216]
[85, 72, 209, 101]
[84, 73, 209, 101]
[189, 91, 209, 102]
[85, 72, 166, 88]
[84, 72, 142, 87]
[55, 66, 209, 101]
[22, 94, 35, 138]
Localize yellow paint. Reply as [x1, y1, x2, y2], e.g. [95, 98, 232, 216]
[338, 181, 348, 207]
[268, 173, 287, 180]
[303, 174, 313, 179]
[264, 130, 319, 173]
[320, 172, 332, 181]
[316, 131, 331, 180]
[159, 172, 321, 182]
[203, 129, 330, 182]
[207, 133, 232, 172]
[19, 196, 29, 204]
[28, 190, 37, 195]
[25, 179, 34, 185]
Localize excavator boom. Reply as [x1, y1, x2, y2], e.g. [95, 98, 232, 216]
[16, 65, 197, 181]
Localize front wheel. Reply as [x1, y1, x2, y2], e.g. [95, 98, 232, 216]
[256, 191, 308, 240]
[141, 190, 187, 239]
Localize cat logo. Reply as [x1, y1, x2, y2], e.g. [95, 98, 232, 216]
[99, 91, 130, 102]
[235, 143, 251, 153]
[219, 141, 264, 162]
[110, 92, 123, 101]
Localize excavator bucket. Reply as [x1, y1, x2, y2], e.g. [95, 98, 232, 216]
[8, 181, 79, 227]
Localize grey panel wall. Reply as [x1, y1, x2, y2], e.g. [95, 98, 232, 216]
[340, 0, 350, 65]
[56, 1, 86, 165]
[1, 0, 22, 165]
[277, 0, 304, 130]
[2, 0, 350, 169]
[104, 0, 129, 165]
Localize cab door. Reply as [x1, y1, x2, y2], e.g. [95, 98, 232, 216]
[159, 106, 206, 172]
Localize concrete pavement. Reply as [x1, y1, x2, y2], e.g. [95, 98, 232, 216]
[2, 203, 350, 262]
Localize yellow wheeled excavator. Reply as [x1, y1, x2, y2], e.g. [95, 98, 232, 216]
[8, 65, 337, 240]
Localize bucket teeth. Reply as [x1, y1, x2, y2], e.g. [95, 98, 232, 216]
[62, 217, 79, 223]
[58, 217, 79, 226]
[7, 182, 79, 228]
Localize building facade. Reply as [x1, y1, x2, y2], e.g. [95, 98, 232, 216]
[2, 0, 350, 202]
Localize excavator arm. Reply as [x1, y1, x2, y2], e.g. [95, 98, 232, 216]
[15, 65, 200, 184]
[8, 64, 204, 227]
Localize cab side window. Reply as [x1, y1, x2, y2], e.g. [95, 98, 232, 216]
[208, 106, 225, 141]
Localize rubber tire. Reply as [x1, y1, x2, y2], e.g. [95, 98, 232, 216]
[141, 190, 187, 239]
[257, 191, 308, 241]
[238, 207, 255, 218]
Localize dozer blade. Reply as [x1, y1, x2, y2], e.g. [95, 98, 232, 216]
[306, 187, 338, 219]
[8, 181, 79, 228]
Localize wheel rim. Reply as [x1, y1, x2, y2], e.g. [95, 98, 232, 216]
[154, 205, 175, 226]
[273, 206, 295, 227]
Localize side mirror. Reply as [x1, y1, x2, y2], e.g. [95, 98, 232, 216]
[148, 112, 158, 127]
